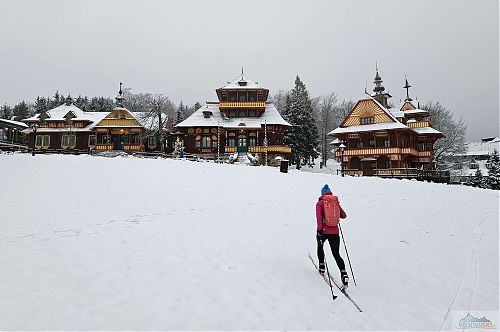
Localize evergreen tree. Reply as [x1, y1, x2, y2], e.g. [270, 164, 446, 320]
[282, 76, 319, 169]
[12, 101, 30, 119]
[34, 97, 49, 114]
[486, 149, 500, 190]
[0, 103, 12, 119]
[466, 168, 486, 188]
[49, 91, 63, 109]
[174, 101, 185, 126]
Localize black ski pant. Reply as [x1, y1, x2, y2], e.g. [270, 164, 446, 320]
[317, 234, 346, 271]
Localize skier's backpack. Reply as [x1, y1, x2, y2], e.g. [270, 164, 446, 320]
[322, 195, 340, 227]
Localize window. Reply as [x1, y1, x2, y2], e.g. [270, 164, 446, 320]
[238, 110, 246, 117]
[195, 140, 201, 148]
[36, 135, 50, 148]
[248, 110, 256, 117]
[148, 137, 156, 147]
[61, 135, 76, 148]
[99, 135, 111, 144]
[229, 111, 236, 118]
[249, 138, 256, 146]
[469, 163, 479, 169]
[133, 135, 141, 144]
[360, 117, 374, 125]
[89, 135, 97, 146]
[228, 138, 236, 147]
[369, 139, 375, 147]
[201, 136, 211, 148]
[239, 94, 246, 102]
[384, 139, 390, 147]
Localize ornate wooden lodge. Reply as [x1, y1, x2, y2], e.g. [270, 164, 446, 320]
[329, 69, 444, 177]
[175, 71, 291, 164]
[22, 85, 169, 154]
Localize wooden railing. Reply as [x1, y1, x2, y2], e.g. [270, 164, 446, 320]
[94, 144, 113, 151]
[225, 146, 236, 153]
[336, 147, 419, 157]
[407, 121, 432, 128]
[123, 144, 143, 151]
[219, 101, 265, 108]
[249, 145, 292, 153]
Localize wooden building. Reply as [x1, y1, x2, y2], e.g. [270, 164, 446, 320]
[175, 71, 291, 165]
[0, 118, 28, 150]
[22, 85, 157, 154]
[329, 70, 444, 176]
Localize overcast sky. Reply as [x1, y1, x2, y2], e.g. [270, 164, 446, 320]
[0, 0, 498, 140]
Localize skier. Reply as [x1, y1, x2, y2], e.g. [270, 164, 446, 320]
[316, 184, 349, 288]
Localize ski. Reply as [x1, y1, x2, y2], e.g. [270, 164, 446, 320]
[308, 253, 363, 312]
[308, 253, 337, 300]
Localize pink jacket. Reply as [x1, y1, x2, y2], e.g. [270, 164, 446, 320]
[316, 192, 347, 234]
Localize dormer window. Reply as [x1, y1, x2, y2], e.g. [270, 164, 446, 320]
[203, 111, 212, 118]
[360, 117, 374, 125]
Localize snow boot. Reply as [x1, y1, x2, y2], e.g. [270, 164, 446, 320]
[341, 270, 349, 289]
[319, 262, 325, 274]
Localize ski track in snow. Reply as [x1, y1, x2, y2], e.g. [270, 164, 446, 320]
[0, 154, 497, 330]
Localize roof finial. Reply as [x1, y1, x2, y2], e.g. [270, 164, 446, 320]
[404, 75, 412, 101]
[373, 63, 385, 94]
[115, 82, 125, 107]
[241, 66, 244, 77]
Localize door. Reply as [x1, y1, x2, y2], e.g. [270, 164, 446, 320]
[119, 134, 129, 150]
[237, 135, 247, 153]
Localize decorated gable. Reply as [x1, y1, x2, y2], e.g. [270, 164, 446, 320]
[400, 101, 416, 111]
[341, 99, 396, 127]
[95, 109, 142, 127]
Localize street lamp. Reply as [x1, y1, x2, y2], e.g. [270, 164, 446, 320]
[339, 143, 346, 177]
[31, 124, 38, 156]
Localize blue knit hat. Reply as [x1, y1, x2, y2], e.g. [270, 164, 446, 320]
[321, 184, 331, 195]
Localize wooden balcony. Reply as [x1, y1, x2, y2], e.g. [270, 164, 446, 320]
[336, 147, 419, 157]
[225, 146, 236, 153]
[219, 101, 265, 109]
[249, 145, 292, 154]
[418, 151, 432, 157]
[407, 121, 433, 128]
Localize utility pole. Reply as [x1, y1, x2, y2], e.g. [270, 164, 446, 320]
[264, 120, 268, 166]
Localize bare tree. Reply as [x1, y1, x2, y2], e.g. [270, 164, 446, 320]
[315, 93, 338, 167]
[422, 101, 467, 163]
[270, 90, 289, 114]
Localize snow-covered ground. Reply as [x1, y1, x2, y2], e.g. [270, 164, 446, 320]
[0, 154, 498, 330]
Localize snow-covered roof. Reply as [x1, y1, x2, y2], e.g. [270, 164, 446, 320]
[0, 118, 28, 128]
[175, 102, 291, 129]
[217, 74, 265, 90]
[390, 110, 405, 118]
[329, 138, 342, 145]
[411, 127, 443, 136]
[21, 111, 108, 134]
[23, 104, 91, 122]
[328, 122, 408, 135]
[403, 109, 429, 116]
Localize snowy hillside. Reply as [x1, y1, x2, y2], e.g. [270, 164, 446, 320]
[0, 154, 498, 330]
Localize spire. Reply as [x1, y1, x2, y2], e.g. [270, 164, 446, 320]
[115, 82, 125, 107]
[403, 76, 413, 101]
[373, 63, 385, 94]
[238, 67, 247, 86]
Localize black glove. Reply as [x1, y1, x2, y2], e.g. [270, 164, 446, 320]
[316, 229, 324, 242]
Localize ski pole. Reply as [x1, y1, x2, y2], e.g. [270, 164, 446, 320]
[339, 224, 357, 286]
[321, 239, 337, 304]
